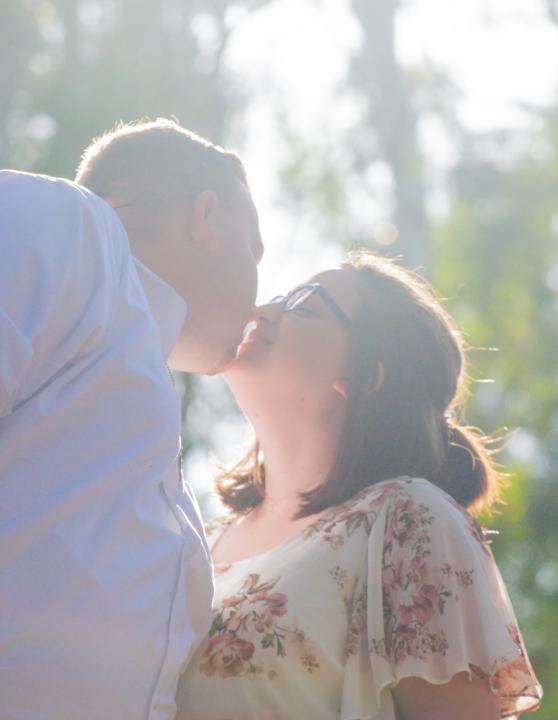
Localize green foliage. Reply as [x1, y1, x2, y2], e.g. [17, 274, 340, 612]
[433, 115, 558, 717]
[1, 0, 241, 176]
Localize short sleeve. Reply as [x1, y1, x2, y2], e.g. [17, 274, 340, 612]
[0, 308, 33, 417]
[340, 478, 542, 720]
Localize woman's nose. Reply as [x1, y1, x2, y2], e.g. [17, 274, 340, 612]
[250, 299, 283, 324]
[241, 301, 281, 344]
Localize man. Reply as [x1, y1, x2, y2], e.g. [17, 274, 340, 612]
[0, 119, 263, 719]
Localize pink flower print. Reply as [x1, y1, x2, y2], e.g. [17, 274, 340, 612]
[328, 534, 345, 550]
[390, 496, 418, 546]
[200, 574, 319, 677]
[455, 569, 474, 588]
[242, 574, 261, 592]
[300, 648, 320, 673]
[412, 583, 438, 625]
[329, 565, 348, 589]
[250, 591, 288, 617]
[251, 591, 288, 632]
[267, 592, 288, 616]
[372, 492, 454, 666]
[200, 633, 257, 678]
[390, 624, 418, 666]
[253, 614, 272, 633]
[346, 589, 366, 658]
[397, 601, 415, 627]
[222, 594, 245, 609]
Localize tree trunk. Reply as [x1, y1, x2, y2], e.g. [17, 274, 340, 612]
[351, 0, 430, 272]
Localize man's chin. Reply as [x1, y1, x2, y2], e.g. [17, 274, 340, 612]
[167, 336, 244, 375]
[207, 344, 241, 376]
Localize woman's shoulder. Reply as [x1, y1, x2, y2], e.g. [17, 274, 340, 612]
[352, 475, 476, 519]
[339, 475, 462, 516]
[305, 476, 485, 548]
[300, 476, 420, 547]
[362, 476, 491, 562]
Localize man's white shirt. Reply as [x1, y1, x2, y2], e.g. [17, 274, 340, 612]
[0, 171, 213, 719]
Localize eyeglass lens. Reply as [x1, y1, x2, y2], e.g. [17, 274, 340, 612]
[283, 286, 315, 311]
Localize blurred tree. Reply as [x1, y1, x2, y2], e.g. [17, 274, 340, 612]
[433, 109, 558, 718]
[2, 0, 243, 176]
[0, 1, 40, 166]
[349, 0, 429, 270]
[274, 0, 430, 269]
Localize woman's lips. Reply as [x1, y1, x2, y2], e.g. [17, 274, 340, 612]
[236, 321, 273, 356]
[243, 327, 266, 344]
[241, 320, 258, 340]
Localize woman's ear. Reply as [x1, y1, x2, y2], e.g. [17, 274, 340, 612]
[333, 363, 384, 400]
[332, 380, 349, 400]
[370, 361, 385, 393]
[192, 190, 219, 251]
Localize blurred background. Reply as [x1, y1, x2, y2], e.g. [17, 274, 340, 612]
[1, 0, 557, 713]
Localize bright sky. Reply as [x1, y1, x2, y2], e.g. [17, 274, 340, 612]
[221, 0, 558, 300]
[398, 0, 558, 130]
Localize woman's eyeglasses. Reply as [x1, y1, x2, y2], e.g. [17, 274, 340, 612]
[270, 283, 352, 329]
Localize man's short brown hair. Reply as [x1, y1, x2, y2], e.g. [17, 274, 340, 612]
[75, 117, 248, 206]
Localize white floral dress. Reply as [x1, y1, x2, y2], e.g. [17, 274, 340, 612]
[176, 477, 542, 720]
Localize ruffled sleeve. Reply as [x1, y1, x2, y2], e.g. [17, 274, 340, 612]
[340, 478, 542, 720]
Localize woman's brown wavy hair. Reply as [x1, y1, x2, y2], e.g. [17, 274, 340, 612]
[216, 250, 503, 518]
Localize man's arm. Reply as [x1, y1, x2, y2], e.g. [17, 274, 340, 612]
[0, 308, 33, 417]
[0, 171, 122, 417]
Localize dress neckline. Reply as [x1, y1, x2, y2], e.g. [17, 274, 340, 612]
[210, 511, 324, 568]
[209, 476, 419, 568]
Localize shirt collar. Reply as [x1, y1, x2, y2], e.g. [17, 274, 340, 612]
[133, 258, 187, 360]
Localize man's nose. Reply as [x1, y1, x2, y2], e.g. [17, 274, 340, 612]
[253, 234, 264, 265]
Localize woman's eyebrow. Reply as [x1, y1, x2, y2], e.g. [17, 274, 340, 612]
[304, 295, 330, 317]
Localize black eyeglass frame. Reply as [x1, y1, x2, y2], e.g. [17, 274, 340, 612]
[271, 283, 352, 329]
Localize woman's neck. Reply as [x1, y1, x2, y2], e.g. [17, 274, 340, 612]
[249, 406, 344, 517]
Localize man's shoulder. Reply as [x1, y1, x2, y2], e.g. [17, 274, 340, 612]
[1, 169, 87, 203]
[0, 170, 122, 235]
[1, 170, 129, 278]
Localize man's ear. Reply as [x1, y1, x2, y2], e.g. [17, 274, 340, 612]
[192, 190, 219, 251]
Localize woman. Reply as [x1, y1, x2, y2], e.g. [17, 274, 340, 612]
[176, 251, 542, 719]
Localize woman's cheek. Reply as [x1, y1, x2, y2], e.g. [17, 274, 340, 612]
[298, 341, 342, 383]
[269, 324, 346, 386]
